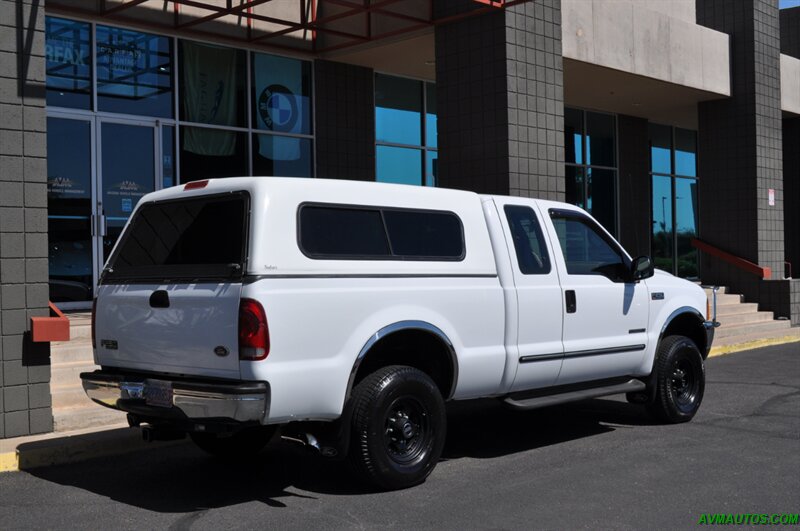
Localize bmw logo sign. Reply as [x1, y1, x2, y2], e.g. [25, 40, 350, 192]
[258, 84, 298, 131]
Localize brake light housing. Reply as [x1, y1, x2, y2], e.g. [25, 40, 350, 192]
[239, 298, 269, 360]
[184, 179, 209, 190]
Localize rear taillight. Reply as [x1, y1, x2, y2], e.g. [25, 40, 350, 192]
[239, 298, 269, 360]
[91, 297, 97, 349]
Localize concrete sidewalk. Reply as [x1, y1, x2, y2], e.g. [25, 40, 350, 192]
[1, 335, 798, 474]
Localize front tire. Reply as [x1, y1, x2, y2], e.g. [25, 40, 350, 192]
[349, 365, 446, 490]
[646, 335, 705, 423]
[190, 425, 277, 458]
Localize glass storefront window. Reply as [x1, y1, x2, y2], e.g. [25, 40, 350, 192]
[675, 177, 699, 278]
[674, 128, 697, 177]
[564, 108, 617, 235]
[179, 126, 247, 181]
[377, 146, 423, 185]
[252, 53, 312, 135]
[46, 17, 92, 110]
[375, 74, 422, 146]
[162, 125, 175, 188]
[587, 168, 616, 235]
[375, 74, 436, 186]
[565, 166, 585, 209]
[96, 26, 173, 118]
[650, 124, 700, 278]
[253, 134, 312, 177]
[425, 82, 437, 149]
[650, 124, 672, 174]
[179, 41, 246, 127]
[564, 108, 583, 165]
[652, 174, 674, 274]
[426, 151, 438, 187]
[586, 112, 615, 167]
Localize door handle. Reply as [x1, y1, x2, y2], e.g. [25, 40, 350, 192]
[565, 290, 577, 314]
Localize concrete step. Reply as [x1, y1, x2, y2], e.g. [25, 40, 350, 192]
[51, 384, 94, 409]
[50, 341, 94, 364]
[54, 405, 128, 433]
[67, 324, 92, 340]
[714, 319, 792, 340]
[52, 361, 98, 387]
[712, 328, 800, 348]
[713, 293, 745, 306]
[716, 311, 775, 326]
[702, 286, 729, 296]
[715, 303, 760, 317]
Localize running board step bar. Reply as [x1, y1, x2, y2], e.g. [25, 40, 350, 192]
[502, 379, 646, 411]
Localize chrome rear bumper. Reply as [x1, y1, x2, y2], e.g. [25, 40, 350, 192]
[81, 371, 269, 423]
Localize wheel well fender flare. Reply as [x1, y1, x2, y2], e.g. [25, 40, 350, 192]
[345, 320, 459, 404]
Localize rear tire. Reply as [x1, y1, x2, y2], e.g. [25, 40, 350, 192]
[349, 365, 446, 491]
[646, 335, 705, 423]
[190, 425, 277, 458]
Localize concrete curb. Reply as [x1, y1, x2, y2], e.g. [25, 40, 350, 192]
[708, 335, 800, 358]
[0, 424, 184, 474]
[0, 338, 796, 474]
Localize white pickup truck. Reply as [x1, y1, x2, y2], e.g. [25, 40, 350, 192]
[81, 177, 715, 490]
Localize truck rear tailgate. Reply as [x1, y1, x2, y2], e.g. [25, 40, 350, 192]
[95, 191, 250, 380]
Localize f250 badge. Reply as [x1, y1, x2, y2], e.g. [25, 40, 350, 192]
[214, 346, 230, 357]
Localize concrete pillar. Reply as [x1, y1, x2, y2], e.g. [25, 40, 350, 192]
[696, 0, 797, 322]
[313, 60, 375, 182]
[0, 0, 52, 439]
[434, 0, 564, 199]
[617, 115, 651, 258]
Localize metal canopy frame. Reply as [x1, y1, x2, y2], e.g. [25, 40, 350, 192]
[47, 0, 530, 56]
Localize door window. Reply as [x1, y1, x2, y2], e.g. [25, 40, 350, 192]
[550, 212, 628, 281]
[47, 117, 93, 303]
[504, 205, 551, 275]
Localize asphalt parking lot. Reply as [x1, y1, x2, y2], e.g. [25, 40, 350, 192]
[0, 343, 797, 530]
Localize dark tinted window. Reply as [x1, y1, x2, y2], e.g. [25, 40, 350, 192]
[299, 205, 464, 260]
[300, 207, 390, 257]
[550, 212, 627, 281]
[106, 195, 247, 280]
[383, 210, 463, 258]
[504, 205, 551, 275]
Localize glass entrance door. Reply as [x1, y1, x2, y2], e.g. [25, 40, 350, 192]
[47, 115, 159, 308]
[47, 116, 95, 305]
[98, 120, 156, 266]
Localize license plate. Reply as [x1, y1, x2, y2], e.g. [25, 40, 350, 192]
[144, 380, 173, 408]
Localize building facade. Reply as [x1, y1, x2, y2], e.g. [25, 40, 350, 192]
[0, 0, 798, 438]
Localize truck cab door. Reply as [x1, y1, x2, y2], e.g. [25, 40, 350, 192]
[544, 208, 649, 386]
[493, 199, 564, 392]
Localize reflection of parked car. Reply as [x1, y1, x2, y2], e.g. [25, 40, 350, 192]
[49, 239, 93, 302]
[82, 178, 716, 491]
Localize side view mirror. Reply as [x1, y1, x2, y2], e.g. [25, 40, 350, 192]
[631, 256, 655, 281]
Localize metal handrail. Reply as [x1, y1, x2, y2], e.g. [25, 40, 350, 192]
[690, 238, 772, 280]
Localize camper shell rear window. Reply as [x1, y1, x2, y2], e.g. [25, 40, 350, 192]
[298, 203, 465, 261]
[102, 192, 249, 282]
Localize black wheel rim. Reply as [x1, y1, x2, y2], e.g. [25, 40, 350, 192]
[669, 355, 700, 412]
[383, 396, 431, 466]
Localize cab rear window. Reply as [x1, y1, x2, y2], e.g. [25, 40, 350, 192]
[103, 193, 248, 282]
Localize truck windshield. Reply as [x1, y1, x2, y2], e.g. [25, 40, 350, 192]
[103, 193, 248, 282]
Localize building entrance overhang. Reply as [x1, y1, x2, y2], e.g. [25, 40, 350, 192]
[45, 0, 529, 57]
